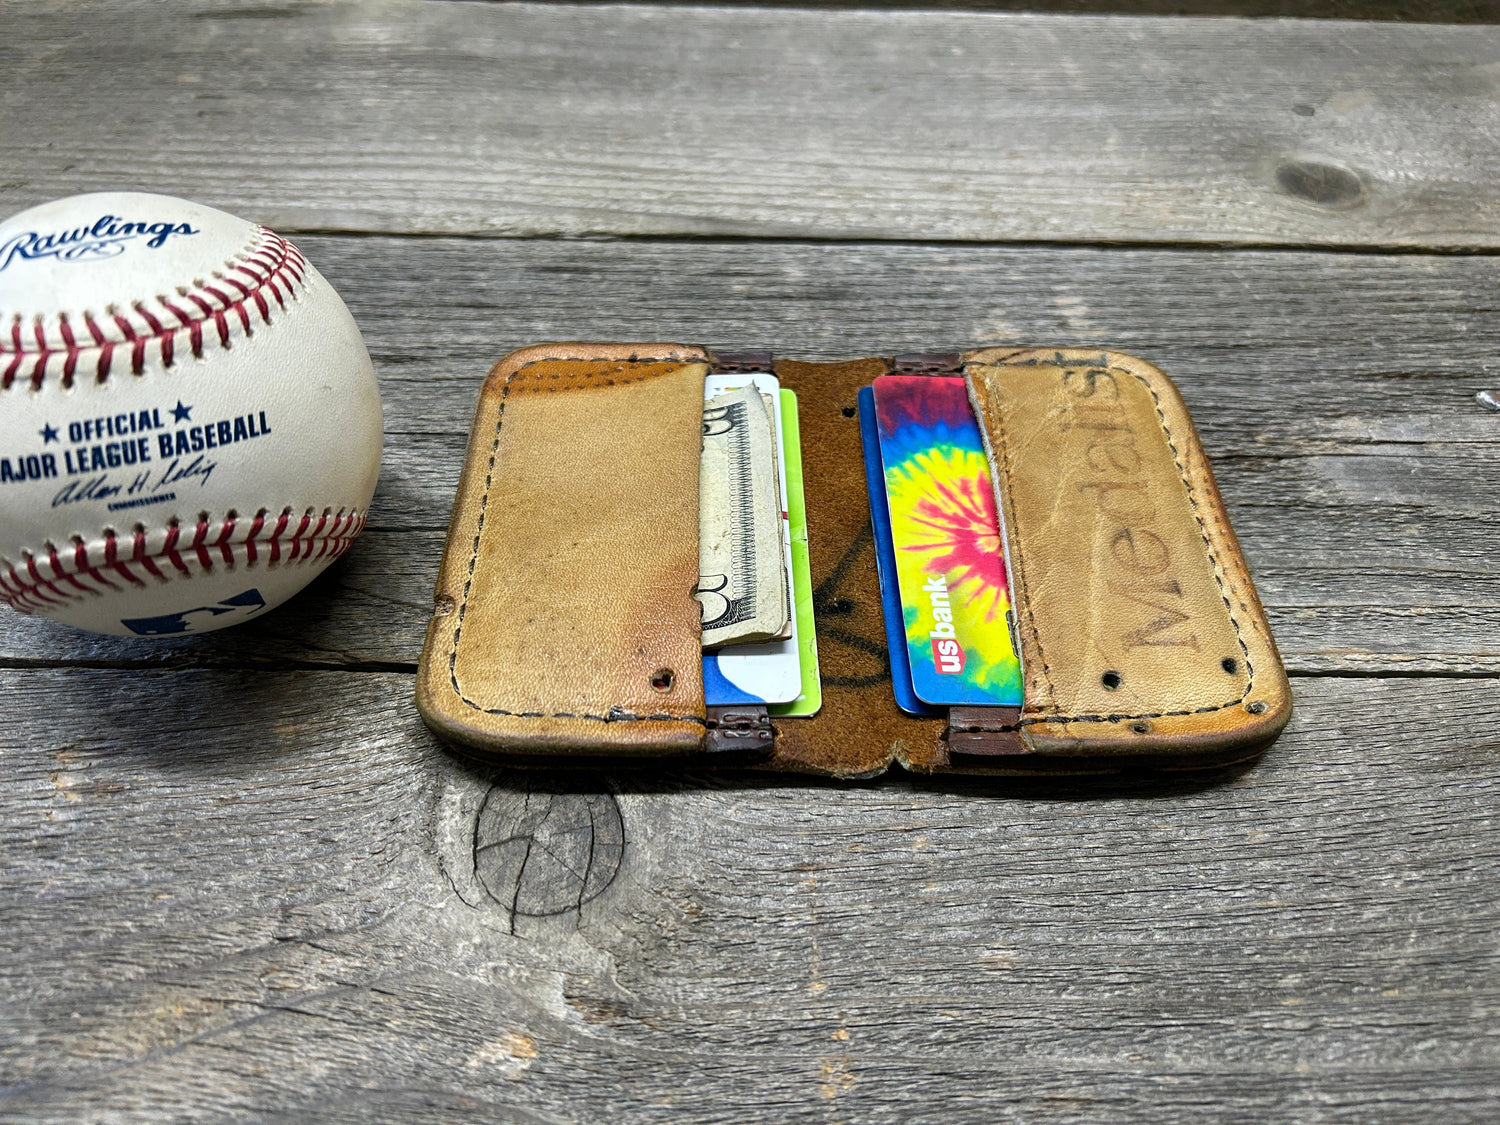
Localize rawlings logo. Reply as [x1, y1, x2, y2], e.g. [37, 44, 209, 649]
[0, 215, 200, 272]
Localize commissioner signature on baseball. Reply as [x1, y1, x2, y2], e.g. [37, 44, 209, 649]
[0, 215, 199, 272]
[52, 456, 216, 511]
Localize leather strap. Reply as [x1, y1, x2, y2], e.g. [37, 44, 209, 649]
[709, 349, 775, 375]
[705, 704, 776, 754]
[891, 352, 964, 376]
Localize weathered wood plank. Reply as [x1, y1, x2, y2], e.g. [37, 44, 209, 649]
[2, 237, 1496, 672]
[4, 2, 1500, 247]
[1, 668, 1495, 1121]
[609, 0, 1500, 18]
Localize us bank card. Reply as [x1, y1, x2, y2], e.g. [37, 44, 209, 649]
[858, 387, 941, 717]
[871, 375, 1022, 708]
[702, 375, 819, 709]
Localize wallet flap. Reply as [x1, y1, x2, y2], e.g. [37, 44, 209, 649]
[964, 348, 1292, 761]
[416, 344, 711, 755]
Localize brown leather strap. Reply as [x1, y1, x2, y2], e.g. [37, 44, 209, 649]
[704, 704, 775, 755]
[709, 349, 775, 374]
[891, 352, 964, 376]
[946, 706, 1026, 761]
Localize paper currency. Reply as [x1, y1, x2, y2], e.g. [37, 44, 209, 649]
[697, 387, 789, 648]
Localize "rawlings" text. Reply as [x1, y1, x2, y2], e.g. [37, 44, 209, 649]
[0, 215, 200, 273]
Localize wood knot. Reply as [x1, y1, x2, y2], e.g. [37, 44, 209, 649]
[1275, 159, 1366, 210]
[472, 784, 624, 927]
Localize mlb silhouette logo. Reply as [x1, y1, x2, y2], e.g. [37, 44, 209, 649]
[120, 588, 267, 636]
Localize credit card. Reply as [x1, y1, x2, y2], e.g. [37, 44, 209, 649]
[702, 374, 804, 706]
[858, 386, 941, 717]
[768, 389, 821, 718]
[871, 375, 1022, 708]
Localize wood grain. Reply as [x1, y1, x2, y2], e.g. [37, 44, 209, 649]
[4, 2, 1500, 247]
[1, 668, 1496, 1121]
[2, 236, 1496, 673]
[622, 0, 1500, 18]
[3, 3, 1497, 1119]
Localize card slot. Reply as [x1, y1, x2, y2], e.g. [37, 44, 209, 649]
[962, 348, 1292, 762]
[417, 345, 711, 757]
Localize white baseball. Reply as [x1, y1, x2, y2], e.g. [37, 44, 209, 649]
[0, 192, 382, 636]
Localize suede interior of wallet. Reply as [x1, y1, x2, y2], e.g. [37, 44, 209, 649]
[416, 344, 1292, 776]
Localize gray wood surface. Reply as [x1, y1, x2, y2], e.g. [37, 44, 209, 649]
[2, 670, 1497, 1122]
[5, 1, 1500, 248]
[3, 2, 1499, 1122]
[628, 0, 1500, 16]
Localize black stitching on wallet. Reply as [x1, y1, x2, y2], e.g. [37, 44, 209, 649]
[447, 354, 707, 726]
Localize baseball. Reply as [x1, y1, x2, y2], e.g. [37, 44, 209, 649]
[0, 192, 382, 636]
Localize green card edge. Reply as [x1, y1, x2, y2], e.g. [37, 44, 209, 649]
[768, 389, 822, 719]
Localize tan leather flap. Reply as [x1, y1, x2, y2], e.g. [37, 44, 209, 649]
[963, 348, 1291, 760]
[417, 344, 710, 755]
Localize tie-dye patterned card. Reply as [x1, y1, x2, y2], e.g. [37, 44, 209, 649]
[871, 375, 1022, 708]
[858, 386, 942, 717]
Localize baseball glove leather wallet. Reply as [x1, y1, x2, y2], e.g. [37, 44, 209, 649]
[415, 343, 1291, 777]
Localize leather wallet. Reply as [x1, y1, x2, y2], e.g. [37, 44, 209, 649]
[416, 343, 1291, 777]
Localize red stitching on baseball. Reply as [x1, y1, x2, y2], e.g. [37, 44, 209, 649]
[103, 531, 146, 589]
[190, 519, 211, 571]
[72, 538, 116, 592]
[135, 304, 166, 336]
[23, 555, 66, 606]
[54, 544, 93, 597]
[243, 510, 265, 566]
[215, 516, 236, 567]
[0, 509, 366, 615]
[268, 509, 289, 565]
[162, 522, 189, 576]
[0, 228, 306, 390]
[132, 527, 166, 582]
